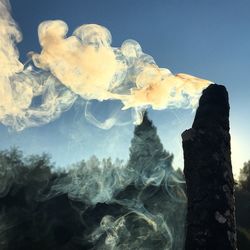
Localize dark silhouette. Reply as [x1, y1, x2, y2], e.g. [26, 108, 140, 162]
[128, 111, 174, 186]
[238, 161, 250, 192]
[235, 160, 250, 249]
[182, 84, 237, 250]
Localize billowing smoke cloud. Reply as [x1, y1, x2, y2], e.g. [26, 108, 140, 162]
[0, 0, 212, 131]
[0, 0, 77, 131]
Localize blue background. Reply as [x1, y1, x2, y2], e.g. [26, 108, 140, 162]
[1, 0, 249, 176]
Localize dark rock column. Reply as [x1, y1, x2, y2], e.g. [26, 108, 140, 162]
[182, 84, 237, 250]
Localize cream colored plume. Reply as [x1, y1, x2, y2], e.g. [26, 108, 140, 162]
[0, 0, 212, 130]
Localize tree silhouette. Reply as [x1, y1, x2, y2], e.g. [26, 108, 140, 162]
[128, 111, 173, 186]
[235, 160, 250, 249]
[239, 160, 250, 192]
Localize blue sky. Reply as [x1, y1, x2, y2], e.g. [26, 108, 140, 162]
[1, 0, 249, 176]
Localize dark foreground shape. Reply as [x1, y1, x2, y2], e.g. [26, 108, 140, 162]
[182, 84, 237, 250]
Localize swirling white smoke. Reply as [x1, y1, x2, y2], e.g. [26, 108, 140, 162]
[0, 0, 212, 131]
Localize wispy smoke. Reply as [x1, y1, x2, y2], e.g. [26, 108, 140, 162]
[0, 148, 187, 249]
[0, 0, 212, 131]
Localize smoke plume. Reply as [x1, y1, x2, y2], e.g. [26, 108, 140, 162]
[0, 0, 212, 131]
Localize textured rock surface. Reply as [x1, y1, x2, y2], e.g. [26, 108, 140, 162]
[182, 84, 237, 250]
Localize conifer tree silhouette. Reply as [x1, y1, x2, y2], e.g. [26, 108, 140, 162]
[128, 111, 173, 186]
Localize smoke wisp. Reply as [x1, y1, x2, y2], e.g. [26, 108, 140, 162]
[0, 148, 186, 250]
